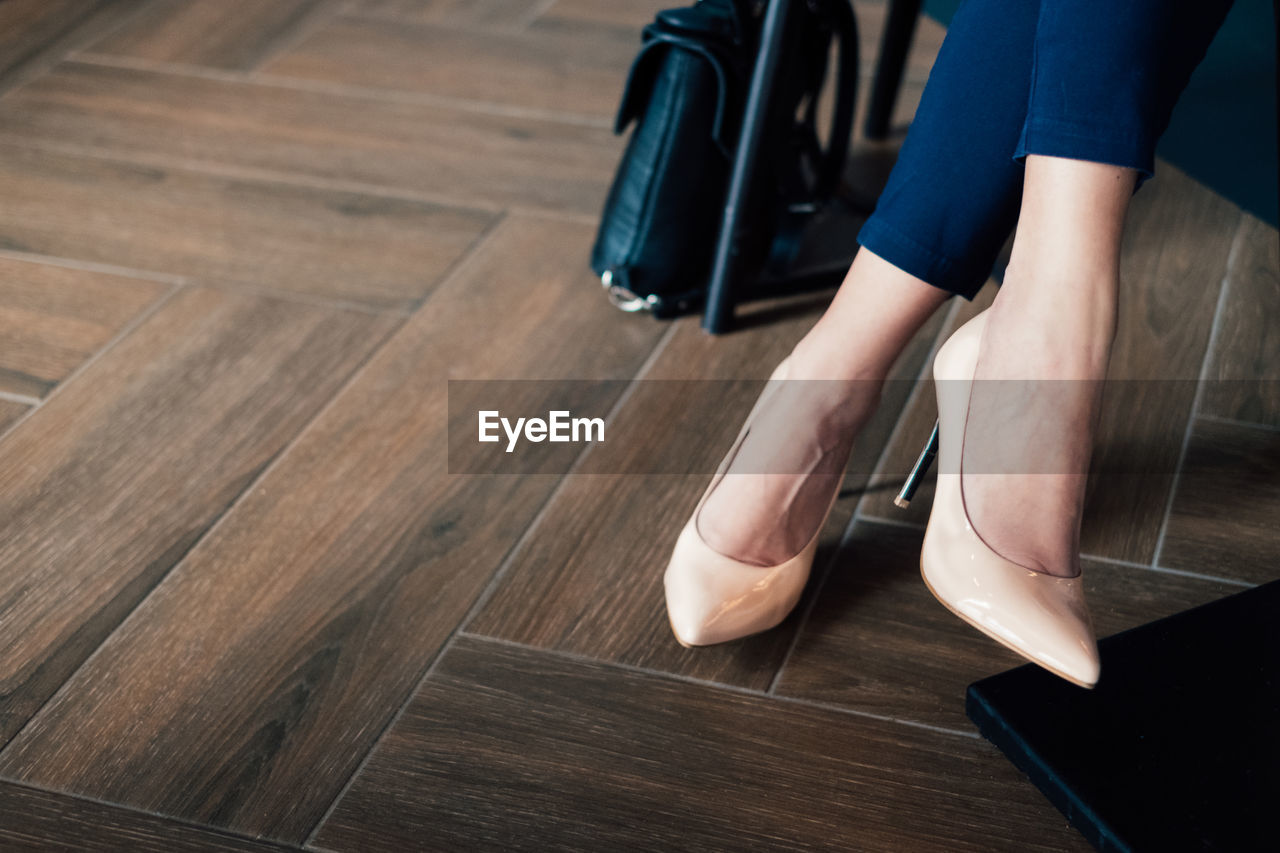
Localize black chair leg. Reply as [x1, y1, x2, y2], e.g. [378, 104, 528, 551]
[864, 0, 923, 141]
[702, 0, 793, 334]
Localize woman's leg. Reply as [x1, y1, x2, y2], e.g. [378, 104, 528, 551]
[697, 0, 1041, 566]
[961, 155, 1131, 577]
[960, 0, 1236, 577]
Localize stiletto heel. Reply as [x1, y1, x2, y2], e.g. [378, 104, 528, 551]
[663, 360, 862, 647]
[919, 310, 1101, 688]
[894, 419, 938, 508]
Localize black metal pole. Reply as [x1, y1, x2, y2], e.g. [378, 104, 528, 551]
[864, 0, 922, 141]
[702, 0, 792, 334]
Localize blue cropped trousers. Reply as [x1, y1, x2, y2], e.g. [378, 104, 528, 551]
[857, 0, 1236, 299]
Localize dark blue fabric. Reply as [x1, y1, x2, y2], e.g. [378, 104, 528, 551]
[858, 0, 1237, 299]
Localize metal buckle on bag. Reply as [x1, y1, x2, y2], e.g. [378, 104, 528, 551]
[601, 269, 661, 313]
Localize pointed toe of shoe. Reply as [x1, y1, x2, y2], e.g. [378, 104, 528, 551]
[923, 553, 1100, 688]
[663, 519, 812, 647]
[973, 590, 1100, 688]
[1057, 639, 1101, 689]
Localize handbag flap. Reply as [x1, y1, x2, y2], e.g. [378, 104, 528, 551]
[613, 23, 741, 157]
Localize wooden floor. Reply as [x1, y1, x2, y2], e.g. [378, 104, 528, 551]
[0, 1, 1275, 850]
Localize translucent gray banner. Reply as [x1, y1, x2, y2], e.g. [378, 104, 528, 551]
[447, 379, 1278, 476]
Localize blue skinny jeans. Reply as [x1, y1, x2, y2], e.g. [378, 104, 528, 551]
[857, 0, 1237, 299]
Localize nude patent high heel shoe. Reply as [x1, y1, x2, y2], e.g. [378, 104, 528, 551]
[663, 359, 855, 647]
[907, 309, 1101, 688]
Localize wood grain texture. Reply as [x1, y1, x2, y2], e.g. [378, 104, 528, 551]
[0, 399, 29, 433]
[312, 635, 1090, 853]
[0, 0, 99, 77]
[858, 166, 1240, 566]
[466, 290, 948, 689]
[0, 256, 166, 398]
[342, 0, 551, 29]
[0, 62, 622, 216]
[262, 13, 636, 117]
[528, 0, 670, 32]
[0, 0, 126, 94]
[530, 0, 943, 83]
[0, 285, 399, 747]
[1198, 215, 1280, 427]
[0, 142, 491, 310]
[0, 781, 300, 853]
[0, 216, 667, 843]
[773, 520, 1246, 732]
[1158, 417, 1280, 585]
[86, 0, 330, 71]
[1078, 165, 1240, 563]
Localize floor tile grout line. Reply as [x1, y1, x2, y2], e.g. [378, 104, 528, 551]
[0, 247, 189, 286]
[0, 306, 411, 761]
[334, 0, 560, 33]
[850, 514, 1256, 588]
[1037, 541, 1255, 589]
[0, 284, 186, 742]
[768, 298, 962, 695]
[459, 631, 981, 740]
[0, 244, 414, 318]
[0, 390, 41, 407]
[1151, 213, 1244, 568]
[454, 322, 680, 637]
[515, 0, 563, 31]
[67, 46, 930, 129]
[70, 51, 616, 129]
[1197, 411, 1280, 434]
[194, 278, 416, 318]
[244, 0, 348, 73]
[0, 128, 603, 226]
[764, 545, 841, 697]
[0, 213, 511, 761]
[1123, 562, 1255, 588]
[173, 211, 520, 850]
[0, 282, 182, 449]
[0, 132, 505, 216]
[301, 617, 457, 847]
[505, 206, 601, 226]
[300, 318, 683, 848]
[0, 0, 155, 100]
[60, 0, 160, 60]
[0, 776, 304, 852]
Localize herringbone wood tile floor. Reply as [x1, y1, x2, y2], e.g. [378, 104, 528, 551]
[0, 1, 1273, 850]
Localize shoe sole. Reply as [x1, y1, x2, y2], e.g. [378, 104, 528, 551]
[919, 558, 1096, 690]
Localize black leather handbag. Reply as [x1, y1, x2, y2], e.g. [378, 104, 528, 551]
[590, 0, 858, 318]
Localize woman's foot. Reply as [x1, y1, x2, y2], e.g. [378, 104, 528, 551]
[694, 362, 880, 567]
[957, 264, 1114, 577]
[664, 248, 949, 646]
[921, 308, 1101, 687]
[958, 155, 1131, 578]
[663, 354, 882, 647]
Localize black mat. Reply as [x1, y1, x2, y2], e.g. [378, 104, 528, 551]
[967, 580, 1280, 852]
